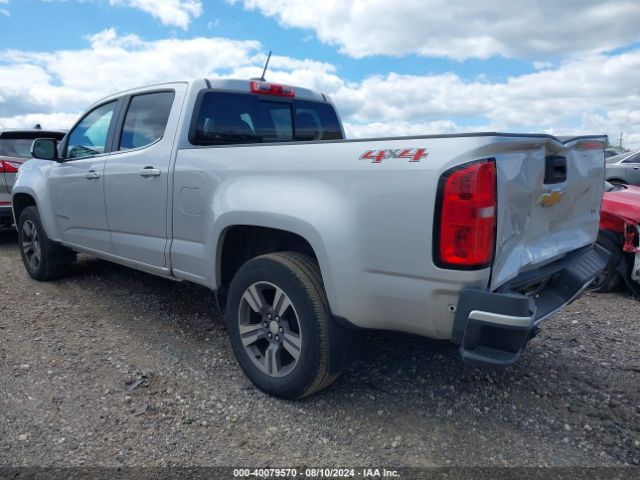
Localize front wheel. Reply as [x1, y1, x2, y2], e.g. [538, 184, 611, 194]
[18, 206, 75, 281]
[589, 232, 622, 293]
[226, 252, 353, 399]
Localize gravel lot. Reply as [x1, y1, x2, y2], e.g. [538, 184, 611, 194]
[0, 227, 639, 468]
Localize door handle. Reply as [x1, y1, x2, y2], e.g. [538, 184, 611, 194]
[140, 166, 161, 177]
[633, 167, 640, 170]
[85, 170, 100, 179]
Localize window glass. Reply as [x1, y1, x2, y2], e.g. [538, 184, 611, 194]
[294, 100, 343, 141]
[0, 138, 36, 158]
[622, 152, 640, 164]
[192, 92, 343, 145]
[66, 101, 117, 159]
[0, 132, 65, 159]
[119, 91, 175, 150]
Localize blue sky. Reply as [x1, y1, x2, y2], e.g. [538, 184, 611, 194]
[0, 0, 639, 147]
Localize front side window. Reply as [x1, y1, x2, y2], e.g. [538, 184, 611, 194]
[119, 91, 175, 150]
[66, 101, 117, 159]
[191, 92, 343, 146]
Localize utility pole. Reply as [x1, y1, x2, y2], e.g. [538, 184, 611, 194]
[619, 132, 624, 149]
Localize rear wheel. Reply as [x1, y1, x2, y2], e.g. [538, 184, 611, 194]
[18, 206, 75, 281]
[226, 252, 353, 399]
[589, 232, 622, 293]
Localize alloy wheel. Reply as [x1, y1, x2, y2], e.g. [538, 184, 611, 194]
[238, 281, 302, 377]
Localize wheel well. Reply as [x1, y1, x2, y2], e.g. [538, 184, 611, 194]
[218, 226, 318, 308]
[608, 178, 627, 185]
[11, 193, 36, 224]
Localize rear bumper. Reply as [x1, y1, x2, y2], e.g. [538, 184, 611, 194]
[0, 205, 13, 226]
[452, 244, 609, 368]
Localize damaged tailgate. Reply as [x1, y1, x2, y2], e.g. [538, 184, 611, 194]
[491, 135, 607, 290]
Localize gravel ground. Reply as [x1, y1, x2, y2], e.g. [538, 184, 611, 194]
[0, 227, 639, 468]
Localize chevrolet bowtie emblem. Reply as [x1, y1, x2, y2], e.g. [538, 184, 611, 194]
[537, 189, 566, 208]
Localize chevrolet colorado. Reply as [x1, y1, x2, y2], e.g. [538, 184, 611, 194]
[13, 79, 608, 398]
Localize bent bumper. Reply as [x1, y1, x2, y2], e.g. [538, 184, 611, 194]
[452, 245, 609, 368]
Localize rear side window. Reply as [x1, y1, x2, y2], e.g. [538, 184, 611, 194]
[119, 91, 175, 150]
[191, 92, 343, 146]
[622, 152, 640, 164]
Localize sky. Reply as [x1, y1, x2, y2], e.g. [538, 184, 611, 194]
[0, 0, 639, 148]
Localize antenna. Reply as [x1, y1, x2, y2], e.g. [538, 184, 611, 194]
[260, 51, 272, 81]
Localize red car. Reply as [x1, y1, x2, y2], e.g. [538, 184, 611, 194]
[591, 182, 640, 296]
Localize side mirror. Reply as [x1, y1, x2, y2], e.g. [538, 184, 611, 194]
[31, 138, 59, 161]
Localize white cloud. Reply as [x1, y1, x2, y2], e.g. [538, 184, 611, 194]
[0, 29, 638, 149]
[229, 0, 640, 61]
[109, 0, 202, 29]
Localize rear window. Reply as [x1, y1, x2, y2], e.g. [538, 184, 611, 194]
[0, 132, 64, 159]
[191, 92, 343, 146]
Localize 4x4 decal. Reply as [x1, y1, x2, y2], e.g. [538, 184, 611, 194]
[359, 148, 428, 163]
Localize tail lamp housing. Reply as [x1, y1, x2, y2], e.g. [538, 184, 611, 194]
[250, 81, 295, 97]
[434, 159, 497, 269]
[0, 160, 21, 173]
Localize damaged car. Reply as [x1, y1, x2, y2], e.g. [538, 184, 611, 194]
[590, 181, 640, 297]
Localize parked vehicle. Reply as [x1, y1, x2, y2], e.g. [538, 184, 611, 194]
[590, 181, 640, 297]
[0, 128, 65, 227]
[605, 149, 640, 186]
[604, 147, 626, 158]
[13, 79, 608, 398]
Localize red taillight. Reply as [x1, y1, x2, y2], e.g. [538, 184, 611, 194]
[435, 159, 496, 268]
[1, 160, 21, 173]
[250, 80, 295, 97]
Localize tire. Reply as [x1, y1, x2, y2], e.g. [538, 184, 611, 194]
[18, 206, 75, 281]
[226, 252, 355, 399]
[589, 232, 622, 293]
[608, 179, 628, 187]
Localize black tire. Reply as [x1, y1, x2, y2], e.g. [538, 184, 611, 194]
[226, 252, 356, 399]
[589, 232, 622, 293]
[608, 179, 628, 187]
[18, 206, 75, 281]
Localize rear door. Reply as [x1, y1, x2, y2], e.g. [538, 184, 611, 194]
[48, 100, 121, 252]
[103, 86, 184, 268]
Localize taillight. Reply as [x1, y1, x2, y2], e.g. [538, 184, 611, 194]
[250, 80, 295, 97]
[1, 160, 21, 173]
[434, 159, 496, 269]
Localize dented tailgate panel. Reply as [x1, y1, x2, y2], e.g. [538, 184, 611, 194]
[491, 137, 606, 290]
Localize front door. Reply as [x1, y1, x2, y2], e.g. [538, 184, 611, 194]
[49, 100, 119, 253]
[103, 88, 182, 268]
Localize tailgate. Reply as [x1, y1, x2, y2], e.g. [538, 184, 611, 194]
[491, 136, 606, 290]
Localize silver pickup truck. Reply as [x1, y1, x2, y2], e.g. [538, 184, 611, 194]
[13, 78, 608, 399]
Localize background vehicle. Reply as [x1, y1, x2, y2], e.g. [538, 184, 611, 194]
[0, 128, 65, 227]
[590, 181, 640, 296]
[604, 147, 626, 158]
[605, 149, 640, 186]
[13, 78, 608, 398]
